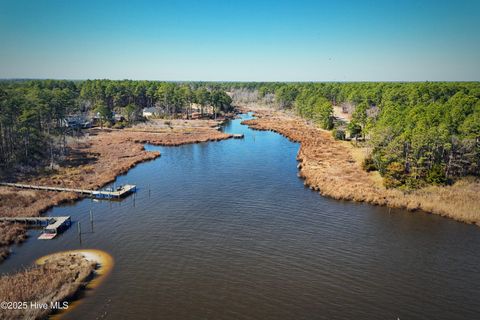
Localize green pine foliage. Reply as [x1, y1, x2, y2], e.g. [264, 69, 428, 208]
[0, 80, 235, 172]
[1, 79, 478, 189]
[239, 81, 479, 189]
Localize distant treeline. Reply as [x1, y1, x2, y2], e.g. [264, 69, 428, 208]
[79, 80, 233, 121]
[1, 80, 479, 189]
[0, 80, 233, 171]
[227, 82, 480, 189]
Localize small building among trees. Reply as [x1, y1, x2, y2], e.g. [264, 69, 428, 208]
[142, 107, 161, 118]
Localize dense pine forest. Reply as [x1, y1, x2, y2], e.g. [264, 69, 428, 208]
[1, 80, 479, 190]
[242, 82, 480, 189]
[0, 80, 233, 173]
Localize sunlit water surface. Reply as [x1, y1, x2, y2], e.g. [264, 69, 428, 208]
[1, 114, 479, 320]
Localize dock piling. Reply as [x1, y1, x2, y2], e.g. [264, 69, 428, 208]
[90, 210, 94, 232]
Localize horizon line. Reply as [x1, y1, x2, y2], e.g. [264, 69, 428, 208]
[1, 78, 479, 83]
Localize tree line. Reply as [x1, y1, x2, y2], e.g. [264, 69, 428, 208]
[229, 82, 479, 189]
[0, 80, 78, 172]
[0, 80, 233, 173]
[80, 80, 233, 123]
[1, 79, 478, 189]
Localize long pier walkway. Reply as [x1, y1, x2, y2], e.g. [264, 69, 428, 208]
[0, 216, 54, 225]
[0, 182, 136, 199]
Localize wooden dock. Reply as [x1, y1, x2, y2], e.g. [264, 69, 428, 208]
[0, 216, 54, 225]
[0, 216, 72, 240]
[40, 216, 72, 239]
[93, 184, 137, 199]
[0, 182, 136, 199]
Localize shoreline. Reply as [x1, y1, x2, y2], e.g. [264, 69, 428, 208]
[0, 249, 112, 320]
[36, 249, 114, 320]
[0, 116, 235, 318]
[0, 118, 234, 261]
[241, 107, 480, 226]
[0, 109, 477, 318]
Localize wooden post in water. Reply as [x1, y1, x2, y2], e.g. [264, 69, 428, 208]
[78, 221, 83, 244]
[148, 184, 151, 198]
[90, 210, 94, 232]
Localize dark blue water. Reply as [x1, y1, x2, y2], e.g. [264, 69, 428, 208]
[1, 113, 479, 320]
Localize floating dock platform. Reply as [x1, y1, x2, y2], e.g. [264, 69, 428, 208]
[93, 184, 137, 199]
[39, 216, 72, 240]
[0, 216, 71, 240]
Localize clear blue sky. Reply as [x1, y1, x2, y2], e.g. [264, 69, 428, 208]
[0, 0, 479, 81]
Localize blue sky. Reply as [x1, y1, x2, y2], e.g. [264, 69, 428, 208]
[0, 0, 479, 81]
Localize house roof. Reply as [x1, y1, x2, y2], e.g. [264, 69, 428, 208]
[143, 107, 159, 113]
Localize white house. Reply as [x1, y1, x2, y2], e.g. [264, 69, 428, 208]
[142, 107, 160, 118]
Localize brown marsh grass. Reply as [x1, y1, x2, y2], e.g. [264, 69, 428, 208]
[0, 253, 95, 320]
[0, 120, 232, 261]
[242, 109, 480, 226]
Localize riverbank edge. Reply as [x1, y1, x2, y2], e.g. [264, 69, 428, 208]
[5, 132, 234, 215]
[0, 120, 235, 262]
[0, 249, 113, 320]
[0, 251, 97, 320]
[241, 108, 480, 226]
[36, 249, 114, 320]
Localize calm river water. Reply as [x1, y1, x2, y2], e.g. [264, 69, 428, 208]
[1, 114, 479, 320]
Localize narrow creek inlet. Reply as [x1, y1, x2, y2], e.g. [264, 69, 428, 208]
[1, 114, 479, 320]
